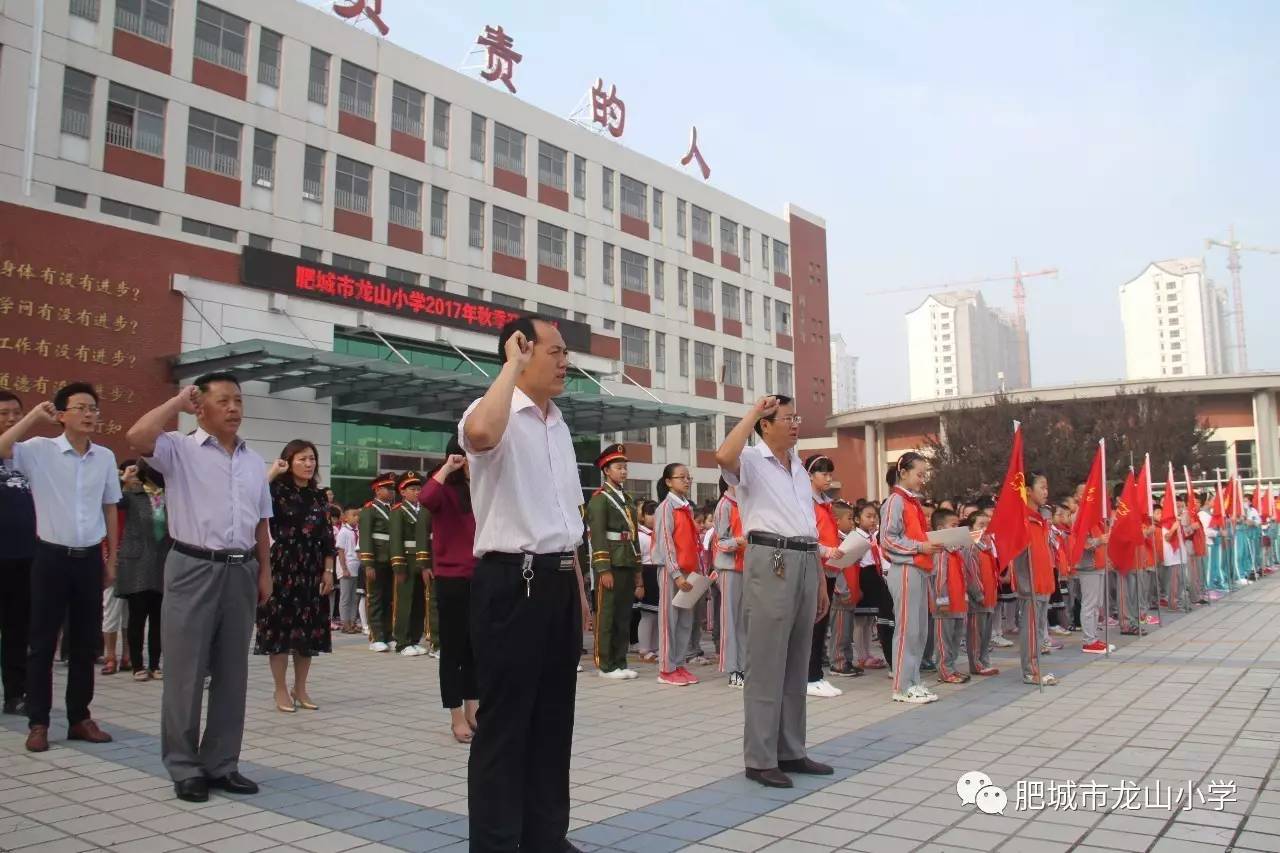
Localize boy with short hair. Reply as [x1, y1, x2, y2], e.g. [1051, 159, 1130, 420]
[931, 508, 969, 684]
[335, 505, 362, 633]
[827, 501, 864, 678]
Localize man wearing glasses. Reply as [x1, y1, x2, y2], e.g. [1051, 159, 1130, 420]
[716, 394, 832, 789]
[0, 383, 120, 752]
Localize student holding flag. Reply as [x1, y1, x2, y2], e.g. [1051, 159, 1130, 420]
[1183, 469, 1209, 606]
[1070, 443, 1113, 655]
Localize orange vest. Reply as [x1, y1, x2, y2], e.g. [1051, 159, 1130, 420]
[1024, 512, 1056, 596]
[721, 495, 744, 571]
[941, 550, 967, 615]
[1053, 525, 1073, 578]
[815, 500, 839, 572]
[895, 487, 935, 572]
[672, 503, 700, 574]
[977, 543, 999, 609]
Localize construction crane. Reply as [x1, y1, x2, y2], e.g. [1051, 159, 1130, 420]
[869, 261, 1058, 388]
[1205, 226, 1280, 372]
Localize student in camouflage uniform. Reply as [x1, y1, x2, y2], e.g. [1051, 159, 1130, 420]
[389, 471, 430, 657]
[586, 444, 643, 680]
[359, 473, 396, 652]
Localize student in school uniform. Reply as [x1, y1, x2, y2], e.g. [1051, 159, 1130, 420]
[334, 505, 361, 633]
[1161, 500, 1191, 612]
[634, 501, 660, 664]
[653, 463, 701, 686]
[827, 500, 865, 679]
[1048, 503, 1075, 641]
[713, 480, 747, 688]
[806, 455, 843, 698]
[1013, 471, 1058, 686]
[964, 509, 999, 676]
[850, 502, 891, 671]
[880, 452, 942, 704]
[930, 508, 970, 684]
[1183, 498, 1209, 606]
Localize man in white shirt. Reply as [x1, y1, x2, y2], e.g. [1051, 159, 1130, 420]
[460, 318, 591, 853]
[0, 383, 121, 753]
[717, 395, 832, 789]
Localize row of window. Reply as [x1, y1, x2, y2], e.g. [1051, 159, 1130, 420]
[616, 323, 793, 389]
[71, 0, 792, 277]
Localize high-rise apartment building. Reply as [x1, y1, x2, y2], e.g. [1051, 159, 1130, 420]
[1120, 259, 1231, 380]
[905, 291, 1021, 400]
[830, 333, 857, 412]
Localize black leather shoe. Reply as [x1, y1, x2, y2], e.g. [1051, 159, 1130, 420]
[207, 772, 259, 795]
[174, 778, 209, 803]
[779, 757, 834, 775]
[745, 767, 793, 788]
[562, 842, 583, 853]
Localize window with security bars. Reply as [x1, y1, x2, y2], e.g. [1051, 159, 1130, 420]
[777, 361, 793, 396]
[339, 60, 375, 119]
[194, 3, 247, 73]
[385, 267, 418, 287]
[335, 156, 371, 214]
[692, 273, 714, 313]
[303, 146, 324, 202]
[695, 419, 716, 452]
[308, 48, 330, 105]
[60, 68, 94, 139]
[742, 226, 751, 263]
[573, 233, 586, 278]
[573, 155, 586, 199]
[773, 239, 790, 275]
[762, 233, 770, 269]
[538, 141, 567, 190]
[388, 174, 421, 229]
[471, 113, 486, 162]
[678, 268, 688, 307]
[602, 167, 614, 211]
[258, 28, 281, 87]
[676, 198, 687, 237]
[775, 300, 792, 335]
[745, 354, 754, 391]
[602, 243, 614, 287]
[653, 260, 665, 301]
[721, 282, 741, 322]
[494, 123, 524, 173]
[691, 205, 711, 244]
[106, 82, 165, 155]
[720, 217, 739, 255]
[722, 349, 742, 387]
[652, 189, 663, 229]
[187, 109, 241, 178]
[538, 222, 567, 270]
[620, 175, 647, 220]
[70, 0, 100, 22]
[469, 199, 485, 249]
[621, 324, 648, 368]
[251, 130, 275, 188]
[654, 332, 666, 374]
[433, 98, 450, 149]
[392, 82, 424, 137]
[115, 0, 171, 45]
[430, 187, 447, 238]
[764, 358, 773, 393]
[621, 250, 648, 294]
[743, 290, 753, 326]
[679, 338, 689, 377]
[694, 342, 715, 382]
[492, 207, 524, 258]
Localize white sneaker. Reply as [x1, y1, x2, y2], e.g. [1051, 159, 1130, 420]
[919, 685, 938, 699]
[893, 685, 937, 704]
[620, 668, 639, 679]
[728, 671, 745, 689]
[598, 668, 631, 680]
[428, 648, 441, 659]
[992, 636, 1014, 648]
[807, 679, 843, 698]
[399, 646, 419, 657]
[1049, 626, 1072, 637]
[576, 663, 584, 672]
[370, 642, 389, 652]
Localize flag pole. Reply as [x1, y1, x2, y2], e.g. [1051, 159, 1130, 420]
[1186, 464, 1207, 607]
[1148, 453, 1162, 630]
[1101, 439, 1111, 658]
[1133, 463, 1145, 639]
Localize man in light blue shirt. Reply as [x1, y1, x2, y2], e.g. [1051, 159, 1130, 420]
[0, 382, 121, 753]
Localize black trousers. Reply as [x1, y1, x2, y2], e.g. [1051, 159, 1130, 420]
[468, 555, 580, 853]
[0, 557, 32, 703]
[27, 543, 102, 728]
[808, 575, 838, 682]
[435, 576, 477, 710]
[124, 591, 162, 672]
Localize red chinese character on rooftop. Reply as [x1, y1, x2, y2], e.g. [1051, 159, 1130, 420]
[476, 25, 522, 94]
[590, 79, 625, 138]
[333, 0, 389, 37]
[681, 126, 711, 180]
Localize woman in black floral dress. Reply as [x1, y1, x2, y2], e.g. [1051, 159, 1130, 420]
[255, 439, 335, 712]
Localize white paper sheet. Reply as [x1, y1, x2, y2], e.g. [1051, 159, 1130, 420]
[927, 527, 975, 549]
[826, 536, 871, 569]
[672, 572, 711, 609]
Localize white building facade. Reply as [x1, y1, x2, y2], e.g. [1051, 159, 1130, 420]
[905, 291, 1021, 401]
[1120, 259, 1231, 380]
[830, 333, 857, 412]
[0, 0, 831, 506]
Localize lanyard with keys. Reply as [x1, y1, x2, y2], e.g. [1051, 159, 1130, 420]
[521, 553, 535, 598]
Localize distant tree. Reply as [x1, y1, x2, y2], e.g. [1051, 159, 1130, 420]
[922, 388, 1210, 502]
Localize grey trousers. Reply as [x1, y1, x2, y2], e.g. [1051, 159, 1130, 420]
[659, 572, 694, 674]
[1119, 571, 1141, 628]
[718, 571, 746, 674]
[742, 543, 818, 770]
[966, 610, 993, 671]
[1016, 596, 1048, 680]
[1161, 563, 1189, 611]
[886, 563, 930, 694]
[338, 577, 357, 624]
[1187, 555, 1204, 604]
[160, 551, 258, 782]
[935, 616, 964, 678]
[1078, 570, 1104, 644]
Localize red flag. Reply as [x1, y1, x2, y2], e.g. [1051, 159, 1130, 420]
[1160, 463, 1182, 552]
[1107, 470, 1144, 572]
[1265, 487, 1275, 522]
[1067, 441, 1105, 567]
[1211, 480, 1225, 527]
[988, 423, 1029, 569]
[1185, 466, 1207, 557]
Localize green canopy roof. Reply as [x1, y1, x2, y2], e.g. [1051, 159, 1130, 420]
[171, 339, 718, 434]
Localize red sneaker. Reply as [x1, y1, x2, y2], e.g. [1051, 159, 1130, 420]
[658, 671, 687, 686]
[970, 667, 1000, 676]
[1082, 641, 1109, 654]
[675, 666, 699, 685]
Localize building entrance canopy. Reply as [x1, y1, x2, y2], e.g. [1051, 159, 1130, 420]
[171, 339, 717, 434]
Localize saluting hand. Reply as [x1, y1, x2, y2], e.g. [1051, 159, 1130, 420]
[267, 459, 290, 481]
[750, 395, 780, 422]
[29, 401, 58, 426]
[174, 384, 200, 415]
[504, 330, 534, 373]
[443, 454, 466, 473]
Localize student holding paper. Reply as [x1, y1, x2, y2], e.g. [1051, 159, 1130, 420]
[712, 480, 747, 688]
[806, 456, 843, 699]
[653, 463, 701, 687]
[930, 508, 969, 684]
[964, 509, 1000, 676]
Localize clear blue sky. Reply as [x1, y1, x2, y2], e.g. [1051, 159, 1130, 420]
[365, 0, 1280, 405]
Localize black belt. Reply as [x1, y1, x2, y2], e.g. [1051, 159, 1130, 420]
[747, 532, 818, 553]
[38, 540, 98, 558]
[173, 541, 252, 564]
[482, 551, 577, 572]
